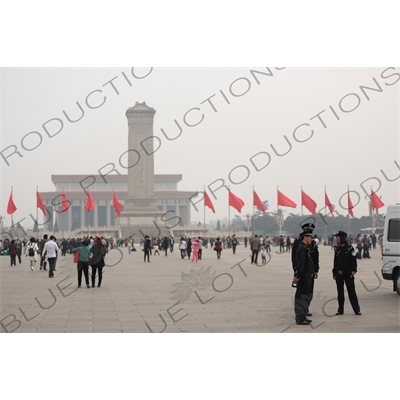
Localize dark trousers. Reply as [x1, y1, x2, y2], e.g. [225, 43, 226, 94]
[48, 257, 56, 277]
[357, 248, 362, 259]
[180, 249, 186, 259]
[187, 250, 191, 259]
[232, 245, 237, 254]
[77, 261, 89, 286]
[362, 248, 370, 258]
[294, 277, 312, 323]
[91, 264, 104, 286]
[251, 250, 259, 264]
[216, 250, 221, 259]
[198, 249, 202, 260]
[144, 249, 150, 262]
[10, 254, 16, 266]
[335, 275, 360, 314]
[40, 256, 47, 269]
[279, 244, 285, 252]
[17, 253, 22, 263]
[307, 277, 315, 313]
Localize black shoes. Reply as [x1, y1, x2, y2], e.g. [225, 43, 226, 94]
[355, 312, 362, 315]
[97, 285, 101, 287]
[335, 312, 343, 315]
[296, 320, 310, 325]
[305, 312, 312, 316]
[304, 318, 312, 323]
[87, 284, 90, 288]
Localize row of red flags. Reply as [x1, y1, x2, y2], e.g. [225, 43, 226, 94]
[204, 188, 385, 216]
[6, 190, 124, 217]
[6, 187, 385, 219]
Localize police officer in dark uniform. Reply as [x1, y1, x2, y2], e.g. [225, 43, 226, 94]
[293, 231, 315, 325]
[291, 223, 319, 317]
[332, 231, 361, 315]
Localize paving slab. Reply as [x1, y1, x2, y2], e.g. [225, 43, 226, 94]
[1, 244, 399, 333]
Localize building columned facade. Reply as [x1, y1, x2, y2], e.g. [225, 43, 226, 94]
[41, 174, 197, 233]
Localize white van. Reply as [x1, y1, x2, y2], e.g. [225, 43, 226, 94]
[381, 204, 400, 295]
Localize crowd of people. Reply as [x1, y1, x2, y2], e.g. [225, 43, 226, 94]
[1, 234, 109, 288]
[1, 228, 381, 323]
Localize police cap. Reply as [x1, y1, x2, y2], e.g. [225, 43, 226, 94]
[335, 231, 347, 237]
[302, 223, 315, 231]
[300, 231, 314, 239]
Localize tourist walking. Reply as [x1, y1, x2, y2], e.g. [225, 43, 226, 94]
[25, 237, 39, 271]
[192, 238, 200, 263]
[89, 236, 107, 287]
[143, 235, 151, 262]
[179, 238, 187, 259]
[250, 235, 261, 264]
[232, 234, 239, 254]
[362, 234, 371, 259]
[162, 236, 169, 256]
[8, 240, 18, 266]
[42, 235, 59, 278]
[186, 238, 192, 260]
[214, 237, 222, 259]
[71, 240, 91, 288]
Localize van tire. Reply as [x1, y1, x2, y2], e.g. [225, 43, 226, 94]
[395, 272, 400, 296]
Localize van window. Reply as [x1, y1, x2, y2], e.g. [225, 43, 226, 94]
[387, 218, 400, 242]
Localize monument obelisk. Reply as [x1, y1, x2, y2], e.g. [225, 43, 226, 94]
[117, 102, 167, 238]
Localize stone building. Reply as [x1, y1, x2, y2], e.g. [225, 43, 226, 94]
[41, 174, 197, 233]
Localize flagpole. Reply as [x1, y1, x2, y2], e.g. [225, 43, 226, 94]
[203, 186, 206, 238]
[324, 185, 328, 242]
[347, 185, 351, 233]
[228, 186, 231, 238]
[301, 185, 303, 216]
[252, 185, 255, 237]
[36, 186, 39, 235]
[61, 187, 64, 239]
[11, 187, 14, 227]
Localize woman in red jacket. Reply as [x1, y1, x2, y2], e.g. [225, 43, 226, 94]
[8, 240, 18, 266]
[214, 238, 222, 260]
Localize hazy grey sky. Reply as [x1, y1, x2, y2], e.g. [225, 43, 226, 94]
[1, 67, 399, 226]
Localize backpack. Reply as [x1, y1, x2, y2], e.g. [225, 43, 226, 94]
[28, 244, 35, 257]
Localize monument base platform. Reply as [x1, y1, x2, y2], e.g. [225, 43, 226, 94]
[116, 212, 174, 239]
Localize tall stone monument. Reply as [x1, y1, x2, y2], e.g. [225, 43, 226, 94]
[117, 102, 169, 238]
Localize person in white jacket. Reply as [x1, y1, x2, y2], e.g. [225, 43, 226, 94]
[25, 237, 39, 271]
[42, 235, 59, 278]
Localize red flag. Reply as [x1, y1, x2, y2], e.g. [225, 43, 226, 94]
[204, 190, 215, 213]
[277, 190, 297, 208]
[36, 191, 47, 216]
[253, 190, 265, 213]
[325, 192, 334, 216]
[371, 190, 384, 210]
[301, 190, 317, 214]
[61, 191, 69, 212]
[229, 190, 245, 213]
[348, 192, 354, 217]
[85, 192, 95, 212]
[7, 191, 17, 214]
[112, 191, 123, 217]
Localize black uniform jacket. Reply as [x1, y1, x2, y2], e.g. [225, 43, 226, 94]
[292, 238, 319, 272]
[332, 244, 357, 276]
[295, 242, 314, 279]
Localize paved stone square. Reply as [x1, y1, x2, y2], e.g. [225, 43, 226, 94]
[1, 243, 399, 333]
